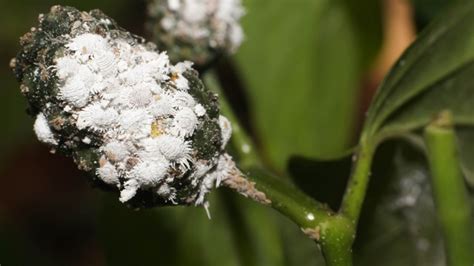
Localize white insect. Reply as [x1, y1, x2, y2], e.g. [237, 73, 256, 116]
[127, 83, 154, 107]
[120, 179, 139, 203]
[91, 50, 117, 77]
[102, 141, 130, 162]
[33, 112, 58, 145]
[149, 93, 177, 117]
[218, 115, 232, 149]
[97, 158, 120, 185]
[155, 0, 245, 53]
[58, 75, 91, 108]
[130, 159, 170, 187]
[172, 90, 196, 108]
[76, 103, 119, 131]
[194, 104, 206, 117]
[65, 33, 109, 60]
[48, 31, 232, 205]
[117, 108, 153, 137]
[153, 135, 192, 169]
[170, 107, 198, 137]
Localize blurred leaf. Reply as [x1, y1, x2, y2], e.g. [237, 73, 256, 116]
[411, 0, 456, 28]
[236, 0, 381, 171]
[288, 154, 352, 210]
[354, 141, 445, 266]
[457, 128, 474, 186]
[363, 0, 474, 142]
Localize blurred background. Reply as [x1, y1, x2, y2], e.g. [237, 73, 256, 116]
[0, 0, 454, 265]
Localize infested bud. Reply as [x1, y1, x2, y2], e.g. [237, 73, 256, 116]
[12, 5, 234, 208]
[146, 0, 245, 67]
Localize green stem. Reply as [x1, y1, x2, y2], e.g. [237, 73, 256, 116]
[340, 138, 375, 224]
[203, 71, 261, 169]
[318, 215, 355, 266]
[424, 112, 474, 266]
[205, 68, 355, 265]
[243, 167, 354, 266]
[244, 166, 332, 227]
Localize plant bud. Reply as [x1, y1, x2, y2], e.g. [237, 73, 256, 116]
[12, 5, 233, 208]
[147, 0, 245, 66]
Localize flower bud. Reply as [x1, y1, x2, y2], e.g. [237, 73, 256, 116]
[146, 0, 245, 66]
[12, 5, 233, 208]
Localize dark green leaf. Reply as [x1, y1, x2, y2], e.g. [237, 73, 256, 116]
[363, 0, 474, 141]
[377, 62, 474, 139]
[354, 141, 445, 266]
[236, 0, 381, 170]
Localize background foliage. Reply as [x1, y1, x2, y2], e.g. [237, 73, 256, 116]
[0, 0, 471, 265]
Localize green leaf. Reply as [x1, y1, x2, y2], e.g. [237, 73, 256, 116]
[236, 0, 381, 170]
[363, 0, 474, 142]
[354, 141, 445, 266]
[377, 62, 474, 138]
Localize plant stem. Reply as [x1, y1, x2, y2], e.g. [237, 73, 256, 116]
[318, 215, 355, 266]
[203, 71, 261, 169]
[225, 166, 354, 266]
[340, 138, 375, 224]
[206, 65, 355, 265]
[424, 112, 474, 266]
[242, 166, 332, 227]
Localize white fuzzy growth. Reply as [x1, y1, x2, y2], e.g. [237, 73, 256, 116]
[130, 159, 170, 187]
[103, 141, 130, 162]
[118, 109, 153, 134]
[218, 115, 232, 149]
[97, 159, 120, 185]
[196, 154, 234, 205]
[172, 90, 196, 108]
[158, 0, 245, 53]
[193, 160, 215, 179]
[33, 113, 58, 145]
[170, 61, 193, 90]
[152, 135, 192, 164]
[182, 0, 208, 23]
[214, 0, 245, 52]
[194, 104, 206, 117]
[168, 0, 181, 10]
[149, 94, 177, 117]
[76, 103, 119, 131]
[55, 57, 81, 80]
[120, 179, 139, 203]
[58, 75, 91, 108]
[156, 183, 177, 203]
[127, 85, 154, 107]
[170, 107, 198, 137]
[52, 32, 228, 204]
[66, 33, 109, 61]
[90, 50, 118, 77]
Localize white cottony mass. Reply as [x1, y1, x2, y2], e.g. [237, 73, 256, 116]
[148, 0, 245, 65]
[14, 6, 234, 207]
[165, 0, 244, 51]
[34, 113, 58, 145]
[53, 32, 229, 204]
